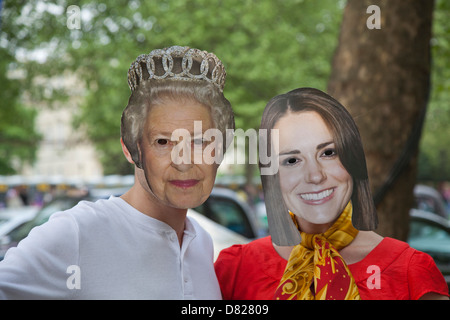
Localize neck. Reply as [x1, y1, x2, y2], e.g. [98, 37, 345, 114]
[121, 182, 187, 246]
[294, 215, 335, 234]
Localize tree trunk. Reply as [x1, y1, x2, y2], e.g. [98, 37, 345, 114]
[327, 0, 434, 240]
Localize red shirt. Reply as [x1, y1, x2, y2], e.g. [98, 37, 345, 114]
[214, 236, 449, 300]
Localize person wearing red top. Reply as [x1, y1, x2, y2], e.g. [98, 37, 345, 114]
[215, 88, 449, 300]
[215, 236, 449, 300]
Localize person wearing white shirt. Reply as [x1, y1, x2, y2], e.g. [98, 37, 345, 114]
[0, 46, 235, 299]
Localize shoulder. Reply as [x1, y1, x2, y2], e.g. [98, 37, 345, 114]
[216, 236, 274, 262]
[350, 237, 414, 276]
[386, 238, 449, 299]
[33, 197, 134, 252]
[59, 197, 119, 222]
[371, 237, 439, 271]
[215, 236, 284, 280]
[341, 231, 384, 265]
[405, 245, 449, 299]
[0, 200, 86, 299]
[214, 236, 285, 300]
[215, 236, 273, 269]
[56, 196, 143, 234]
[350, 237, 449, 299]
[7, 198, 114, 258]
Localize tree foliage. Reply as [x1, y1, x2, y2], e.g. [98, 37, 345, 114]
[1, 0, 343, 175]
[417, 0, 450, 181]
[1, 0, 448, 181]
[0, 44, 41, 174]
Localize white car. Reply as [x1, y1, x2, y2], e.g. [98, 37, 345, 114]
[0, 206, 39, 239]
[188, 209, 249, 260]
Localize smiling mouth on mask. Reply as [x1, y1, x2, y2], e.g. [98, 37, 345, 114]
[299, 188, 334, 201]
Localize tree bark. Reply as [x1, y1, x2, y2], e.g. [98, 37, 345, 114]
[327, 0, 434, 240]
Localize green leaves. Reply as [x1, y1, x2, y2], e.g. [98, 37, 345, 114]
[2, 0, 448, 179]
[3, 0, 343, 174]
[418, 0, 450, 181]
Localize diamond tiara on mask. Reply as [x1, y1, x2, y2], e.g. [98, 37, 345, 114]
[127, 46, 227, 92]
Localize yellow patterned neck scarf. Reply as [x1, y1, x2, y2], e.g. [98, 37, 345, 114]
[273, 202, 361, 300]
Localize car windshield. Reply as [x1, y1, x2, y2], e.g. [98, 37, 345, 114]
[0, 217, 9, 228]
[7, 198, 80, 243]
[195, 195, 255, 238]
[409, 220, 450, 241]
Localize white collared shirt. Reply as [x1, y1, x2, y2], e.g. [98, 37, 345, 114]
[0, 196, 222, 299]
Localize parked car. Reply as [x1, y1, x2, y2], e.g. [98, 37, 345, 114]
[187, 210, 249, 260]
[194, 187, 265, 239]
[0, 197, 88, 260]
[413, 184, 449, 219]
[0, 206, 39, 239]
[0, 187, 255, 261]
[408, 208, 450, 289]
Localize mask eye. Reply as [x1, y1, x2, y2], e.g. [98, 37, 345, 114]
[281, 157, 299, 166]
[322, 148, 336, 157]
[156, 139, 169, 145]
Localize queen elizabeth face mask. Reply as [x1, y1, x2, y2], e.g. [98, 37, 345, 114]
[136, 100, 218, 210]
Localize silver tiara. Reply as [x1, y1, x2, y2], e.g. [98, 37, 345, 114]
[127, 46, 226, 92]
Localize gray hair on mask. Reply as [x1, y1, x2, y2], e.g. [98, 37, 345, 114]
[120, 79, 235, 168]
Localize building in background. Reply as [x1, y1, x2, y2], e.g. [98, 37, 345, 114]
[21, 73, 103, 181]
[22, 106, 103, 180]
[0, 73, 106, 208]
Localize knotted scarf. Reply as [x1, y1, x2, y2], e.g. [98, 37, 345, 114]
[273, 202, 361, 300]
